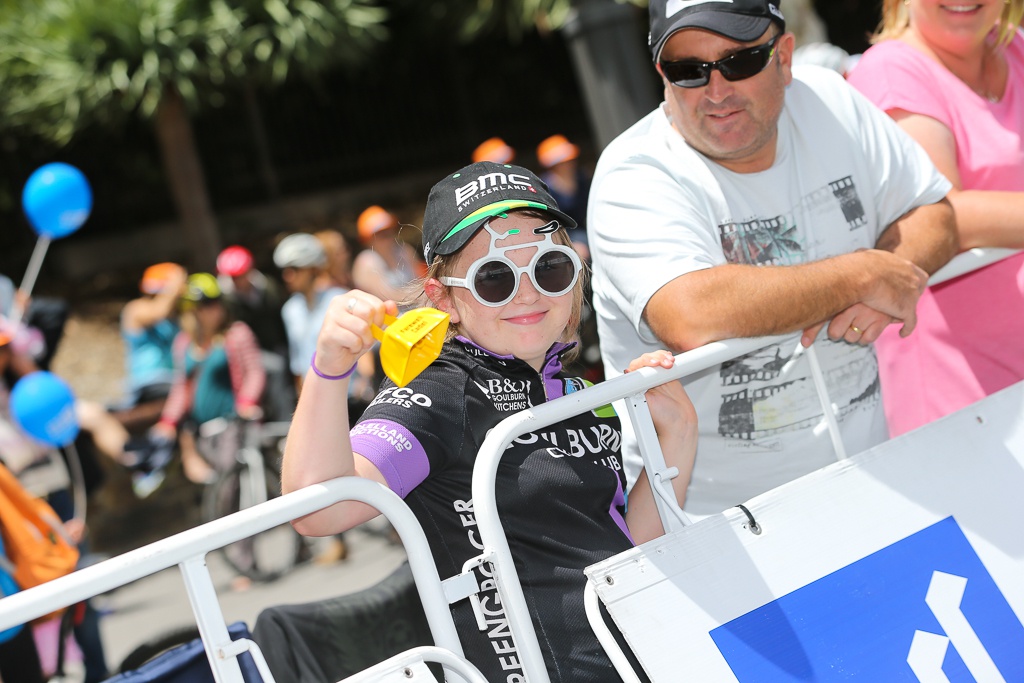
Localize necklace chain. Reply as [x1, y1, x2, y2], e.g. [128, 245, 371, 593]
[931, 41, 1001, 103]
[979, 46, 1000, 103]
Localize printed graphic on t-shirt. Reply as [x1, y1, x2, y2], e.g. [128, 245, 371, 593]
[717, 176, 867, 265]
[714, 177, 877, 448]
[449, 497, 526, 680]
[720, 214, 802, 266]
[368, 385, 434, 409]
[463, 343, 510, 366]
[513, 424, 623, 460]
[473, 377, 534, 412]
[564, 378, 618, 418]
[830, 176, 868, 230]
[718, 343, 880, 444]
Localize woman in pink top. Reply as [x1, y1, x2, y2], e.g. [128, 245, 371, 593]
[848, 0, 1024, 436]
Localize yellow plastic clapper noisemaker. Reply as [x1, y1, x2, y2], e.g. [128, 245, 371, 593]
[371, 307, 450, 387]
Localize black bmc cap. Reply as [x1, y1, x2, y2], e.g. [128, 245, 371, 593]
[422, 161, 576, 265]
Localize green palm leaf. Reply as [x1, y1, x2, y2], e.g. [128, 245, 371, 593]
[0, 0, 386, 143]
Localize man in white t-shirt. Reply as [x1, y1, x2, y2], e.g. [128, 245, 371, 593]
[589, 0, 958, 516]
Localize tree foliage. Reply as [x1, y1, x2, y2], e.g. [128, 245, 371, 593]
[0, 0, 387, 144]
[415, 0, 645, 41]
[456, 0, 575, 38]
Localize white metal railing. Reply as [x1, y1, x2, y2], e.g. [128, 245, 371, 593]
[468, 333, 796, 682]
[341, 647, 489, 683]
[0, 248, 1013, 683]
[466, 247, 1021, 683]
[0, 478, 475, 683]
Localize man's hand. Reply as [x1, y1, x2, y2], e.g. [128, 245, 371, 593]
[801, 250, 928, 347]
[856, 249, 929, 331]
[802, 303, 894, 347]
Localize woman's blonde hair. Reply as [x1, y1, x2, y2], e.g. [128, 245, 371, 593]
[402, 210, 588, 363]
[873, 0, 1024, 47]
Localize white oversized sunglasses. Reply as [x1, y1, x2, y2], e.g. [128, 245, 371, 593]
[440, 219, 582, 307]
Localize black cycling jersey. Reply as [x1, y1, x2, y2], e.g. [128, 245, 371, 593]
[351, 336, 631, 683]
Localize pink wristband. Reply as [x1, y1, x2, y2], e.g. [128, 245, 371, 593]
[311, 351, 357, 380]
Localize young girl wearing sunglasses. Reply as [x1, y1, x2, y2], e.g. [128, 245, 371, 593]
[281, 161, 696, 682]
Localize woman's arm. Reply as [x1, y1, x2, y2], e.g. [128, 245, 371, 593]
[153, 333, 190, 435]
[622, 351, 698, 545]
[226, 322, 266, 419]
[122, 265, 186, 333]
[891, 110, 1024, 250]
[281, 290, 398, 537]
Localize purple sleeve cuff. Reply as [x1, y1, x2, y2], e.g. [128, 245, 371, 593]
[611, 477, 633, 545]
[350, 419, 430, 498]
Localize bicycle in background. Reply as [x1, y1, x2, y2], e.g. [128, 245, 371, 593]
[195, 417, 308, 583]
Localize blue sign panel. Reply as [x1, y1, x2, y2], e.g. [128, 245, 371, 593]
[711, 517, 1024, 681]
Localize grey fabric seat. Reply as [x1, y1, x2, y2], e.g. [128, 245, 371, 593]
[252, 560, 434, 683]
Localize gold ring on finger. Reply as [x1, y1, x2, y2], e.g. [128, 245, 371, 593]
[851, 325, 862, 334]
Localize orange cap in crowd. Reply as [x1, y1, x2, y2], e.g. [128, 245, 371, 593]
[472, 137, 515, 164]
[0, 317, 12, 347]
[357, 205, 399, 245]
[140, 263, 182, 295]
[537, 135, 579, 169]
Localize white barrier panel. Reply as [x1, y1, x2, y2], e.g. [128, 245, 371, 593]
[586, 380, 1024, 682]
[929, 247, 1021, 286]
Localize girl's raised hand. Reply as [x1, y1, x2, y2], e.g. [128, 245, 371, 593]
[314, 290, 398, 378]
[625, 350, 697, 438]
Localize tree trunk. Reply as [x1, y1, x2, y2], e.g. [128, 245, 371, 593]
[561, 0, 660, 151]
[153, 84, 220, 271]
[242, 81, 281, 202]
[242, 81, 292, 230]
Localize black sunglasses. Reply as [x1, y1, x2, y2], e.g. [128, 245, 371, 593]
[660, 35, 780, 88]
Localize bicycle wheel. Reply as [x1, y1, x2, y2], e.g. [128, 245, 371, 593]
[202, 461, 305, 582]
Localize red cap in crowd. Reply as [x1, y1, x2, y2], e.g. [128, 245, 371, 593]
[217, 246, 254, 277]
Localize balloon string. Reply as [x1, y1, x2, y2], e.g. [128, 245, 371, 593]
[14, 236, 51, 324]
[63, 441, 88, 530]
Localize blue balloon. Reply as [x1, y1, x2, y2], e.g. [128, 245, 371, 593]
[9, 371, 79, 447]
[21, 163, 93, 239]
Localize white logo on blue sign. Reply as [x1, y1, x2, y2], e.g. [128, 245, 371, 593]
[711, 517, 1024, 680]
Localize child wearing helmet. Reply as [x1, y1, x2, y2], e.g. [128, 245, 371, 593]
[120, 262, 187, 411]
[152, 273, 265, 486]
